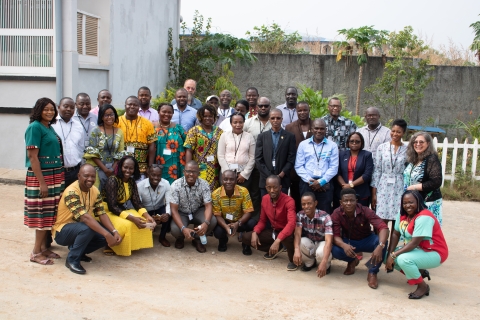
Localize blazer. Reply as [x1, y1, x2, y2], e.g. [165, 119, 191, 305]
[285, 119, 314, 149]
[337, 149, 374, 199]
[255, 129, 296, 189]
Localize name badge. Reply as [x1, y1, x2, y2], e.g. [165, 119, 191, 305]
[272, 231, 276, 240]
[226, 213, 234, 221]
[387, 176, 396, 184]
[188, 214, 193, 220]
[84, 140, 89, 147]
[229, 163, 239, 170]
[127, 146, 135, 153]
[207, 155, 215, 162]
[163, 149, 172, 155]
[313, 169, 322, 177]
[272, 160, 276, 167]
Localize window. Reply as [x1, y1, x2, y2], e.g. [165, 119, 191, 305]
[77, 11, 99, 63]
[0, 0, 55, 76]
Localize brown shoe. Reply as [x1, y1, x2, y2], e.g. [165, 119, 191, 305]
[367, 272, 378, 289]
[159, 237, 171, 247]
[344, 258, 359, 275]
[174, 238, 184, 249]
[192, 239, 206, 253]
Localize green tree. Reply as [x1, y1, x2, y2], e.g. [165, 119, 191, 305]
[213, 65, 241, 106]
[246, 23, 305, 54]
[335, 26, 389, 115]
[365, 26, 435, 120]
[168, 11, 257, 100]
[469, 15, 480, 63]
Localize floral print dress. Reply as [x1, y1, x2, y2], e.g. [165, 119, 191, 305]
[155, 124, 187, 184]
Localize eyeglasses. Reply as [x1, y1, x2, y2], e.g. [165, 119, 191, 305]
[270, 117, 282, 120]
[258, 104, 270, 109]
[184, 170, 199, 175]
[349, 140, 361, 144]
[328, 105, 341, 109]
[103, 114, 115, 118]
[414, 141, 426, 145]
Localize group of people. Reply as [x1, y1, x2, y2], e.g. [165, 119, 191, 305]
[23, 79, 448, 299]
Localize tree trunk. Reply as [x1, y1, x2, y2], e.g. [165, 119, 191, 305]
[356, 64, 363, 115]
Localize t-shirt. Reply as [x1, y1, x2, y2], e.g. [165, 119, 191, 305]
[25, 121, 63, 169]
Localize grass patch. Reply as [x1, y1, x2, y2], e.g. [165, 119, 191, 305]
[441, 172, 480, 202]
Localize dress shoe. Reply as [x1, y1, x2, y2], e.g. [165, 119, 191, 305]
[409, 284, 430, 299]
[242, 244, 252, 255]
[301, 262, 317, 272]
[65, 260, 86, 275]
[192, 239, 206, 253]
[159, 237, 171, 247]
[344, 258, 359, 275]
[367, 272, 378, 289]
[217, 238, 228, 252]
[80, 255, 92, 262]
[174, 238, 184, 249]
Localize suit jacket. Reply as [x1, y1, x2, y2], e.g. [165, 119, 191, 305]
[337, 149, 374, 199]
[255, 129, 296, 189]
[285, 119, 314, 149]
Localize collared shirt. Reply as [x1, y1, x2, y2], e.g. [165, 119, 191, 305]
[172, 104, 197, 132]
[171, 97, 203, 110]
[51, 116, 85, 167]
[52, 181, 105, 237]
[321, 115, 357, 150]
[137, 178, 172, 214]
[90, 105, 100, 116]
[212, 185, 254, 222]
[296, 209, 333, 242]
[271, 129, 281, 159]
[331, 203, 388, 241]
[170, 177, 212, 213]
[217, 107, 235, 119]
[295, 137, 339, 184]
[217, 130, 256, 179]
[243, 115, 272, 141]
[254, 193, 296, 241]
[139, 107, 160, 126]
[276, 103, 298, 127]
[73, 111, 98, 148]
[357, 124, 391, 159]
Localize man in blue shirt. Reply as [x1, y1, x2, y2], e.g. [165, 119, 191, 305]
[172, 88, 197, 132]
[171, 79, 203, 110]
[295, 119, 338, 213]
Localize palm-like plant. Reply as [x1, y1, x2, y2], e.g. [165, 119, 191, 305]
[469, 15, 480, 62]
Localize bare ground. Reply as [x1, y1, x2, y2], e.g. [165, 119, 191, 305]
[0, 183, 478, 319]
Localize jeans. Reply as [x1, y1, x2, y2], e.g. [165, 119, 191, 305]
[148, 205, 171, 238]
[299, 180, 333, 214]
[54, 222, 107, 265]
[213, 218, 257, 241]
[331, 233, 388, 274]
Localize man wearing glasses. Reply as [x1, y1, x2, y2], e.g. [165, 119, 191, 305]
[169, 161, 217, 253]
[321, 97, 357, 151]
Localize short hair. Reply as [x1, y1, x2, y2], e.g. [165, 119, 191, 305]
[391, 119, 408, 133]
[246, 87, 259, 95]
[406, 132, 437, 163]
[158, 103, 174, 112]
[196, 104, 217, 122]
[400, 190, 428, 217]
[185, 160, 199, 168]
[229, 112, 246, 124]
[222, 170, 236, 178]
[301, 192, 316, 202]
[98, 89, 110, 96]
[76, 92, 90, 101]
[340, 188, 357, 199]
[296, 101, 309, 109]
[347, 132, 365, 150]
[184, 79, 197, 86]
[270, 108, 282, 117]
[148, 164, 164, 171]
[327, 97, 341, 106]
[59, 97, 74, 105]
[97, 104, 119, 126]
[313, 118, 326, 127]
[125, 96, 140, 104]
[30, 97, 57, 124]
[176, 87, 188, 96]
[138, 86, 151, 95]
[115, 156, 141, 181]
[235, 99, 249, 110]
[266, 175, 281, 185]
[79, 163, 95, 173]
[285, 86, 298, 94]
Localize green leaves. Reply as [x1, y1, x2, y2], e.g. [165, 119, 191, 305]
[247, 23, 306, 54]
[336, 26, 389, 66]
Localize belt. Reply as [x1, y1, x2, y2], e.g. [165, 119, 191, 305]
[64, 163, 81, 172]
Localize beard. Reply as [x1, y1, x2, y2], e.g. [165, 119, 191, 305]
[187, 93, 194, 102]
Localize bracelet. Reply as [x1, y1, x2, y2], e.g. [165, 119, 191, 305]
[204, 220, 210, 226]
[390, 252, 397, 260]
[181, 226, 186, 232]
[378, 242, 385, 249]
[111, 229, 118, 234]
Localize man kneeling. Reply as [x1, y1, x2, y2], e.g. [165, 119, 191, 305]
[331, 188, 388, 289]
[52, 164, 122, 274]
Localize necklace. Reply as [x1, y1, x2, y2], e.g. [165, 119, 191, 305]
[81, 189, 91, 212]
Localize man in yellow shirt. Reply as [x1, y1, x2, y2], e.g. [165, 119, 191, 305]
[53, 164, 122, 274]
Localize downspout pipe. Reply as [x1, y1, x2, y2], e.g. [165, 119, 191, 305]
[55, 0, 63, 104]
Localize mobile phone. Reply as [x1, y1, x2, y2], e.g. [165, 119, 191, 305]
[364, 258, 375, 269]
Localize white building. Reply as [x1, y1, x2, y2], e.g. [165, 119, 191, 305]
[0, 0, 181, 169]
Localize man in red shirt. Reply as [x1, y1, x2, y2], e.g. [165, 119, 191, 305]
[331, 188, 389, 289]
[242, 175, 297, 271]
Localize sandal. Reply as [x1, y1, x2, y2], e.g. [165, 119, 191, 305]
[42, 249, 61, 259]
[103, 248, 115, 256]
[30, 252, 54, 265]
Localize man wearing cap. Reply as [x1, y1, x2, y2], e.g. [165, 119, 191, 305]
[206, 95, 219, 109]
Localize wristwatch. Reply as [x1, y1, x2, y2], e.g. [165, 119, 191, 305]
[349, 182, 354, 188]
[238, 221, 242, 227]
[204, 220, 210, 226]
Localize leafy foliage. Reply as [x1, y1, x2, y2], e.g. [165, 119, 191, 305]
[469, 15, 480, 62]
[246, 23, 306, 54]
[213, 65, 241, 106]
[297, 84, 365, 127]
[167, 11, 257, 101]
[454, 115, 480, 140]
[365, 26, 435, 121]
[151, 87, 177, 111]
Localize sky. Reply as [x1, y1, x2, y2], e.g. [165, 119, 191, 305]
[180, 0, 479, 51]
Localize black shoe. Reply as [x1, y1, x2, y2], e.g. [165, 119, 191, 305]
[80, 255, 92, 263]
[301, 262, 317, 272]
[420, 269, 431, 281]
[287, 262, 299, 271]
[326, 266, 331, 274]
[65, 260, 86, 275]
[408, 285, 430, 299]
[242, 244, 252, 256]
[218, 238, 228, 252]
[263, 251, 281, 260]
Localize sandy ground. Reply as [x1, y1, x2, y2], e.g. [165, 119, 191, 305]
[0, 183, 479, 319]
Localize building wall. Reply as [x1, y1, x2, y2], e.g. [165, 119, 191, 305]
[0, 80, 56, 108]
[78, 68, 109, 103]
[0, 114, 30, 169]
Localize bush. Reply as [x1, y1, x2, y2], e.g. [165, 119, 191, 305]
[441, 172, 480, 202]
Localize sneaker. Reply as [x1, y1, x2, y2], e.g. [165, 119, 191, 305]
[280, 243, 287, 252]
[242, 244, 252, 255]
[263, 251, 281, 260]
[287, 262, 299, 271]
[301, 262, 317, 272]
[218, 238, 228, 252]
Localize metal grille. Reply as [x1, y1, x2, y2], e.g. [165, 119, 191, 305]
[0, 0, 53, 29]
[77, 12, 83, 55]
[84, 15, 97, 56]
[0, 35, 52, 66]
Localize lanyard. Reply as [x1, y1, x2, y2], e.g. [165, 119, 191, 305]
[81, 189, 91, 213]
[259, 120, 269, 134]
[59, 118, 73, 142]
[122, 117, 139, 142]
[103, 126, 115, 155]
[77, 115, 90, 134]
[288, 108, 296, 123]
[389, 144, 402, 170]
[233, 132, 243, 160]
[368, 125, 381, 149]
[312, 140, 325, 165]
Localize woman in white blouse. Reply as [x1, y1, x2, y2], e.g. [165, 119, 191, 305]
[217, 112, 256, 186]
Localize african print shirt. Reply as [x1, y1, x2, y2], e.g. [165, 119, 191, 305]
[212, 185, 254, 222]
[321, 115, 357, 150]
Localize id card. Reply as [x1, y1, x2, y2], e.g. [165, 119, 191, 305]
[272, 160, 276, 167]
[127, 146, 135, 153]
[188, 214, 193, 220]
[207, 155, 215, 162]
[226, 213, 234, 221]
[313, 169, 322, 177]
[84, 140, 89, 147]
[387, 175, 396, 184]
[229, 163, 239, 170]
[163, 149, 172, 155]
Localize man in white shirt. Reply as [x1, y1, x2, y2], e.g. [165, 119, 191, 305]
[52, 97, 85, 187]
[356, 107, 391, 160]
[137, 164, 172, 247]
[73, 93, 98, 149]
[218, 90, 236, 119]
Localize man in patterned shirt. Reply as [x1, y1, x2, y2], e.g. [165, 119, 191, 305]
[212, 170, 256, 254]
[293, 192, 333, 276]
[321, 97, 357, 150]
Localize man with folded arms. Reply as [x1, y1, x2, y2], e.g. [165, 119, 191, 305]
[212, 170, 256, 254]
[52, 164, 121, 274]
[242, 175, 297, 271]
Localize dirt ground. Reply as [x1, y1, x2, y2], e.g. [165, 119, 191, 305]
[0, 183, 478, 319]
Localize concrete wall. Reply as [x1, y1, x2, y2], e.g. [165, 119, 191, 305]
[78, 68, 109, 101]
[0, 80, 56, 108]
[231, 54, 480, 128]
[0, 114, 30, 169]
